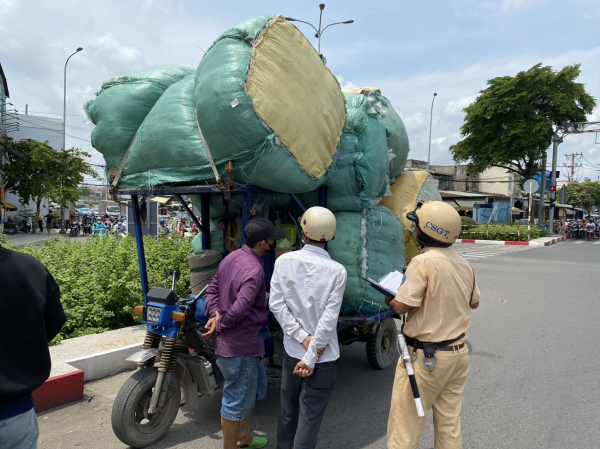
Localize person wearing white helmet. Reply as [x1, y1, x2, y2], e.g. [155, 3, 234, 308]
[386, 200, 480, 449]
[269, 206, 347, 449]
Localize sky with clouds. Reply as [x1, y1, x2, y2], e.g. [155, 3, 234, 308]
[1, 0, 599, 185]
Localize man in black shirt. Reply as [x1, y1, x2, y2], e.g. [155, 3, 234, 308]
[0, 244, 65, 448]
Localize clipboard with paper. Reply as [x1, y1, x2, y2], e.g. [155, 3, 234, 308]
[362, 270, 406, 296]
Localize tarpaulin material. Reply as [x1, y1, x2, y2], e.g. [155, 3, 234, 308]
[325, 93, 389, 212]
[246, 15, 345, 179]
[85, 65, 195, 172]
[121, 76, 215, 189]
[193, 14, 345, 193]
[328, 205, 406, 315]
[380, 171, 442, 260]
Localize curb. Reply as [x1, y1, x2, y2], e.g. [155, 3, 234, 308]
[456, 236, 566, 246]
[33, 370, 84, 413]
[66, 343, 142, 382]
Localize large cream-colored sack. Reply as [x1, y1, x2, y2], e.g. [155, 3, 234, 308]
[380, 171, 442, 260]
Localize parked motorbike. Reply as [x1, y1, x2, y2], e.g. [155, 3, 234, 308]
[111, 271, 224, 448]
[569, 222, 580, 239]
[5, 218, 31, 234]
[69, 219, 81, 237]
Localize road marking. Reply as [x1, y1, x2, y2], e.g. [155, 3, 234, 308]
[574, 241, 584, 244]
[593, 241, 600, 245]
[455, 244, 532, 260]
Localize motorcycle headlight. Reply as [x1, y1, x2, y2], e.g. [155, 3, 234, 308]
[146, 305, 162, 324]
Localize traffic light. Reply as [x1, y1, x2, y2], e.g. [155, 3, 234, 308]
[549, 185, 556, 193]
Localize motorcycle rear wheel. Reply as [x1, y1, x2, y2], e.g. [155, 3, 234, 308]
[111, 368, 181, 448]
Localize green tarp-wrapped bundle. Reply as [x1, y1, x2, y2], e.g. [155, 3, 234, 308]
[121, 76, 216, 188]
[194, 14, 345, 192]
[84, 65, 195, 170]
[325, 93, 389, 212]
[328, 205, 407, 315]
[85, 15, 346, 193]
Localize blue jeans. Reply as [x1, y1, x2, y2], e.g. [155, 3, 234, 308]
[0, 407, 39, 449]
[216, 356, 267, 422]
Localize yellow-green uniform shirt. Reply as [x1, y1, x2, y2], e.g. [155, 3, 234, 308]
[394, 246, 480, 345]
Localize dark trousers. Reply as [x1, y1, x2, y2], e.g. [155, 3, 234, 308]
[277, 351, 337, 449]
[38, 220, 43, 232]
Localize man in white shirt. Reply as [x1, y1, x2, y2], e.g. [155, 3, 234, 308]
[269, 207, 347, 449]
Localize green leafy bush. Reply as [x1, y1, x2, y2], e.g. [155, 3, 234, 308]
[17, 236, 193, 342]
[461, 216, 477, 226]
[459, 224, 546, 241]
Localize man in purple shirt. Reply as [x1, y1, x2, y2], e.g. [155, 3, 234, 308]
[204, 218, 284, 449]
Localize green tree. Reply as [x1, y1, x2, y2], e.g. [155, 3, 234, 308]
[2, 138, 57, 231]
[78, 186, 91, 197]
[450, 64, 596, 178]
[2, 138, 97, 231]
[567, 181, 600, 216]
[49, 147, 98, 219]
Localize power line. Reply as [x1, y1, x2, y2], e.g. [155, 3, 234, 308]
[5, 114, 91, 143]
[6, 112, 89, 131]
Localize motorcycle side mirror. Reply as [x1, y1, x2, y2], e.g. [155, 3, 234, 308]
[173, 270, 180, 281]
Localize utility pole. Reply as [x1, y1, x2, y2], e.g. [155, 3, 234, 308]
[565, 152, 583, 183]
[538, 154, 547, 227]
[548, 134, 561, 235]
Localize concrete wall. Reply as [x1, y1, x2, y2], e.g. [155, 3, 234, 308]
[430, 164, 469, 192]
[478, 166, 519, 197]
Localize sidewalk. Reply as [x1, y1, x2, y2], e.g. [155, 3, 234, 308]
[456, 235, 566, 246]
[2, 228, 72, 248]
[33, 325, 146, 412]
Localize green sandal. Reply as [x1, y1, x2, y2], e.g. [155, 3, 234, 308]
[241, 436, 268, 448]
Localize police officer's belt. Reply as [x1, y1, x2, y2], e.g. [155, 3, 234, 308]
[404, 333, 465, 352]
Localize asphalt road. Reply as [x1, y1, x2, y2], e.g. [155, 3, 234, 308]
[38, 240, 600, 448]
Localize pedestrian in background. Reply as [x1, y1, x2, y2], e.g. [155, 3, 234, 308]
[37, 213, 43, 233]
[0, 241, 66, 448]
[43, 212, 53, 235]
[269, 207, 347, 449]
[203, 218, 285, 449]
[386, 201, 480, 449]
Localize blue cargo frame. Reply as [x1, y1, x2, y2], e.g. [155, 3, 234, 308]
[121, 183, 395, 343]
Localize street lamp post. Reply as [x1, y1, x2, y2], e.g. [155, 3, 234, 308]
[426, 92, 437, 172]
[285, 4, 353, 55]
[60, 47, 83, 234]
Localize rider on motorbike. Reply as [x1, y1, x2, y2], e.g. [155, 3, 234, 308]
[586, 219, 596, 241]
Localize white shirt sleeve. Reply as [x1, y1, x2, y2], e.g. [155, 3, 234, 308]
[302, 270, 347, 368]
[269, 264, 310, 345]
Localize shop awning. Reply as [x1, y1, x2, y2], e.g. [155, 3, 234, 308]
[152, 196, 172, 205]
[452, 198, 483, 210]
[0, 201, 18, 211]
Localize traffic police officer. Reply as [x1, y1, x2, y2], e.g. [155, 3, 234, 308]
[385, 201, 480, 449]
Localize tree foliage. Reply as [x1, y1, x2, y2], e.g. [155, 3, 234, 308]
[567, 181, 600, 215]
[450, 64, 596, 179]
[2, 138, 97, 228]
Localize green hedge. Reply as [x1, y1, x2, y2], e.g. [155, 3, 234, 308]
[3, 235, 192, 343]
[460, 224, 546, 241]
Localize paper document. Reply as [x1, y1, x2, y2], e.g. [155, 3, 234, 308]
[362, 270, 406, 296]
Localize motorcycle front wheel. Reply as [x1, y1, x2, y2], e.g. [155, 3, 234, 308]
[111, 368, 181, 448]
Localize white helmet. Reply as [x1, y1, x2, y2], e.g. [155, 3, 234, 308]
[407, 200, 461, 246]
[301, 207, 336, 242]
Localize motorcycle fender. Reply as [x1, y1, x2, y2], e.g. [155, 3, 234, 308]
[125, 348, 160, 363]
[175, 356, 199, 409]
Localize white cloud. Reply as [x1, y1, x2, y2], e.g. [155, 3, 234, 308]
[445, 96, 475, 115]
[91, 33, 143, 64]
[501, 0, 541, 11]
[336, 75, 358, 90]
